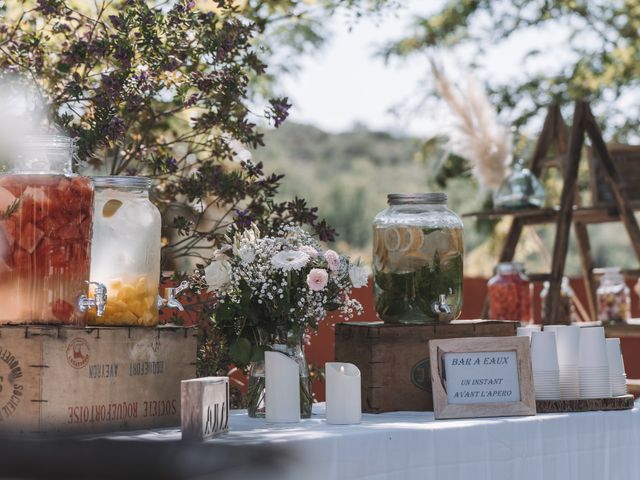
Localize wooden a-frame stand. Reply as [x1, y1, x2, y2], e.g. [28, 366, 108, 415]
[474, 101, 640, 324]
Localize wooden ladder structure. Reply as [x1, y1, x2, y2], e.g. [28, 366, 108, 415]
[480, 101, 640, 323]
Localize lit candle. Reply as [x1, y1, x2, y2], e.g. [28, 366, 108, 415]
[265, 351, 300, 423]
[325, 362, 361, 425]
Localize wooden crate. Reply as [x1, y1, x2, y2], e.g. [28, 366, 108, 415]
[0, 325, 197, 434]
[589, 144, 640, 206]
[335, 320, 518, 413]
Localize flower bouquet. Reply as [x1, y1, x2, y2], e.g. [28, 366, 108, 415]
[205, 224, 368, 417]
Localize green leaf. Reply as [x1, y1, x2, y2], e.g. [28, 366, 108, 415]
[0, 198, 20, 220]
[250, 344, 267, 362]
[229, 337, 252, 365]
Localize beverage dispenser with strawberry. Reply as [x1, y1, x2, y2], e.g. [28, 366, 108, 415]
[0, 134, 106, 324]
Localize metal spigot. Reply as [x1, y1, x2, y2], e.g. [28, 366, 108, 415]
[77, 281, 108, 317]
[157, 280, 189, 312]
[432, 293, 452, 315]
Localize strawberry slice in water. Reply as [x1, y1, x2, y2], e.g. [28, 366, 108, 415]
[52, 299, 75, 323]
[17, 222, 44, 253]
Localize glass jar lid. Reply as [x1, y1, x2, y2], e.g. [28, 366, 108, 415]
[387, 193, 447, 205]
[14, 134, 77, 174]
[599, 267, 624, 285]
[496, 262, 520, 275]
[92, 176, 151, 190]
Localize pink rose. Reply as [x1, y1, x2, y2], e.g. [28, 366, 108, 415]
[299, 245, 319, 259]
[306, 268, 329, 291]
[324, 249, 340, 272]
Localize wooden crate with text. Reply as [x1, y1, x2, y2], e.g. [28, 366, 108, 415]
[334, 320, 517, 413]
[0, 325, 196, 434]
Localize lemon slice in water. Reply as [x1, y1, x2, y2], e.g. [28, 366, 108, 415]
[383, 228, 402, 251]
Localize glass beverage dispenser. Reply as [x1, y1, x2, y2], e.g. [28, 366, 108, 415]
[0, 135, 104, 324]
[89, 176, 186, 326]
[373, 193, 464, 324]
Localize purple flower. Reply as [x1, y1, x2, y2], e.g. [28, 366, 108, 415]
[184, 93, 198, 107]
[234, 209, 253, 228]
[166, 157, 178, 173]
[109, 15, 126, 31]
[108, 116, 125, 137]
[268, 97, 291, 128]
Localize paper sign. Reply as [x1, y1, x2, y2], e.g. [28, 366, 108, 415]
[444, 351, 520, 404]
[429, 337, 536, 420]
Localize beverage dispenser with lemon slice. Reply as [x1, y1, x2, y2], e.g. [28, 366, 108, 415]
[373, 193, 463, 324]
[88, 176, 186, 326]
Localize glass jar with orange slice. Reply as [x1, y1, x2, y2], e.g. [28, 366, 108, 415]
[373, 193, 464, 324]
[88, 176, 162, 326]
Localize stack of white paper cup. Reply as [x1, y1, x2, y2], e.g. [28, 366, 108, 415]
[578, 326, 611, 399]
[545, 325, 580, 399]
[530, 331, 560, 400]
[517, 324, 542, 342]
[606, 338, 627, 396]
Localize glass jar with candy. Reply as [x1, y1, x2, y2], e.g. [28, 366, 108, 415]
[487, 262, 532, 321]
[597, 267, 630, 324]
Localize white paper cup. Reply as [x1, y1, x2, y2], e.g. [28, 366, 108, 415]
[545, 325, 580, 366]
[517, 325, 541, 340]
[606, 338, 626, 376]
[579, 364, 611, 398]
[578, 326, 608, 368]
[534, 370, 560, 399]
[531, 331, 559, 371]
[606, 338, 627, 396]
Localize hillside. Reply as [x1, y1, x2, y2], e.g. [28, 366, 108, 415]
[253, 123, 494, 269]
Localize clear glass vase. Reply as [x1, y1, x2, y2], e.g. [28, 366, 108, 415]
[493, 161, 545, 210]
[246, 334, 312, 419]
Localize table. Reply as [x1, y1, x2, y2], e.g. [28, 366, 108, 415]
[108, 402, 640, 480]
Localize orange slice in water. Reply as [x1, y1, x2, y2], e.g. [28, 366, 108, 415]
[102, 199, 123, 218]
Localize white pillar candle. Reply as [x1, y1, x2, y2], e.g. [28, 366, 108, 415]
[265, 351, 300, 423]
[325, 362, 361, 425]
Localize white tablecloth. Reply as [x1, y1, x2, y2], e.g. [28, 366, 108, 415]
[113, 403, 640, 480]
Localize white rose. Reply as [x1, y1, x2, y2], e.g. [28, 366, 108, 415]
[204, 259, 232, 292]
[348, 265, 370, 288]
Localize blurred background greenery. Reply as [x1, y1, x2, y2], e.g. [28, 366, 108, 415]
[254, 121, 640, 277]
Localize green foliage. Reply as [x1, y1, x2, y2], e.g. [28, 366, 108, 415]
[384, 0, 640, 139]
[0, 0, 336, 270]
[375, 252, 463, 323]
[0, 198, 20, 220]
[255, 122, 640, 279]
[254, 122, 495, 259]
